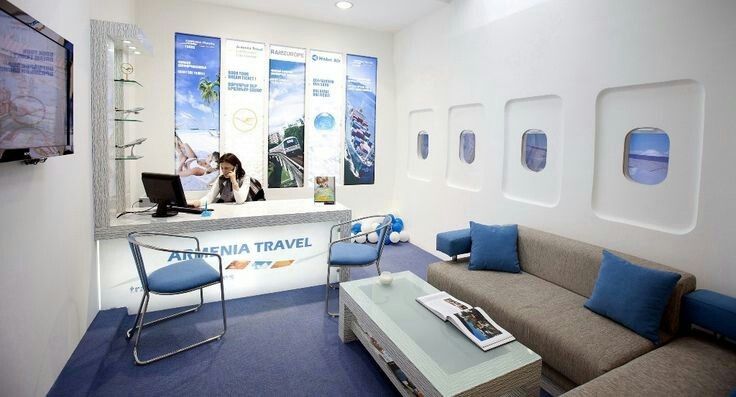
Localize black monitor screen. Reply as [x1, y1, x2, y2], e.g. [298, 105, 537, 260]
[141, 172, 187, 209]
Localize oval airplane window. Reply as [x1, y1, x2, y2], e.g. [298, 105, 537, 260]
[459, 130, 475, 164]
[624, 128, 670, 185]
[417, 131, 429, 159]
[522, 129, 548, 172]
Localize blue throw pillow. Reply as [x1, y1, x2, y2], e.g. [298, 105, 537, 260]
[584, 250, 681, 344]
[468, 222, 520, 273]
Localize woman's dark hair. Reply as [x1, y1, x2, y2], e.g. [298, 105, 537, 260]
[218, 153, 245, 180]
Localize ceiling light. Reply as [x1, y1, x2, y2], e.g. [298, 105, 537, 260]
[122, 40, 131, 44]
[335, 1, 353, 10]
[128, 46, 137, 50]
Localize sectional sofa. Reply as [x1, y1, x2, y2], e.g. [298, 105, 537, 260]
[431, 225, 736, 396]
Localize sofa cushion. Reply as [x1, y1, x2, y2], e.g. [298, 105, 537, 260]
[562, 335, 736, 397]
[428, 259, 656, 385]
[585, 251, 681, 344]
[436, 228, 472, 257]
[468, 222, 520, 273]
[682, 289, 736, 340]
[517, 226, 696, 334]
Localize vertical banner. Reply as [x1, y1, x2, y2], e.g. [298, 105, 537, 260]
[344, 54, 377, 185]
[267, 45, 306, 188]
[306, 50, 344, 186]
[174, 33, 221, 191]
[222, 40, 267, 182]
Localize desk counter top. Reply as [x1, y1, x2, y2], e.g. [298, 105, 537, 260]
[95, 199, 352, 240]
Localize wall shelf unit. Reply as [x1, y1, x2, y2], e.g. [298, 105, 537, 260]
[91, 20, 152, 237]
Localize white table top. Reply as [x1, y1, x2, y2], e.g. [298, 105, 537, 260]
[95, 199, 351, 240]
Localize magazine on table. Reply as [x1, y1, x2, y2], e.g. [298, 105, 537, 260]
[416, 292, 515, 351]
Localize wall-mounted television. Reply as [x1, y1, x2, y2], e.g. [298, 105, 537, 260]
[0, 0, 73, 163]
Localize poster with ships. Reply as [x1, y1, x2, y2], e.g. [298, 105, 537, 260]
[267, 45, 306, 188]
[174, 33, 221, 191]
[222, 39, 267, 182]
[306, 50, 344, 186]
[344, 54, 377, 185]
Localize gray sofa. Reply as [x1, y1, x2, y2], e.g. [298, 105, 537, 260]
[429, 226, 698, 392]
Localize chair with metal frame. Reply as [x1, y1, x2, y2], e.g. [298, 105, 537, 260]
[126, 231, 227, 365]
[325, 215, 392, 317]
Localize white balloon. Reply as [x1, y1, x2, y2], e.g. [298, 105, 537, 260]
[370, 222, 379, 231]
[399, 230, 410, 242]
[354, 234, 367, 244]
[367, 232, 379, 243]
[389, 231, 400, 243]
[360, 223, 371, 233]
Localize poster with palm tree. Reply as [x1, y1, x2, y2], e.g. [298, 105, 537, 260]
[174, 33, 221, 191]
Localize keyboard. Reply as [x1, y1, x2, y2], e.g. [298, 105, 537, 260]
[170, 206, 213, 214]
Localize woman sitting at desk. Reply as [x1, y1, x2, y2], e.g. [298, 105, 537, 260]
[189, 153, 265, 206]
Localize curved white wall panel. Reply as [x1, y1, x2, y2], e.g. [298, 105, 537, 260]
[592, 80, 704, 234]
[446, 104, 484, 192]
[407, 109, 434, 181]
[502, 95, 563, 207]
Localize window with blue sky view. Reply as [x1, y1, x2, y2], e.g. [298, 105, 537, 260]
[417, 131, 429, 159]
[522, 130, 547, 172]
[625, 128, 669, 185]
[459, 130, 475, 164]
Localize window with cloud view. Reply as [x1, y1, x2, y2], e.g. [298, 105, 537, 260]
[417, 131, 429, 159]
[459, 130, 475, 164]
[625, 128, 670, 185]
[522, 129, 547, 172]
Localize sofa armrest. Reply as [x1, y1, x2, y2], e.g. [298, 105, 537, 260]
[681, 289, 736, 340]
[436, 228, 471, 258]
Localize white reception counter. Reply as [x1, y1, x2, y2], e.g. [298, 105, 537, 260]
[96, 199, 353, 313]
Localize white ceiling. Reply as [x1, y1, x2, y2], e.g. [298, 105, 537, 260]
[190, 0, 452, 32]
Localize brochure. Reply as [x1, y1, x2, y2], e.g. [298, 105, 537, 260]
[416, 292, 515, 351]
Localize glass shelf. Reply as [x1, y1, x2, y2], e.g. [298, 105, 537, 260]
[115, 156, 143, 160]
[114, 79, 143, 87]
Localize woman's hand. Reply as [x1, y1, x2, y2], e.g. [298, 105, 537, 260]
[188, 199, 201, 208]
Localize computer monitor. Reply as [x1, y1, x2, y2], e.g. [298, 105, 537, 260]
[141, 173, 187, 217]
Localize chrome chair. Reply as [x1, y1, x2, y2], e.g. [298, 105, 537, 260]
[325, 215, 392, 317]
[127, 231, 227, 365]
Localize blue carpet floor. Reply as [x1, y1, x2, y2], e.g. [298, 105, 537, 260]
[50, 243, 553, 396]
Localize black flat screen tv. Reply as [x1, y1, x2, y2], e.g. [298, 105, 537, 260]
[0, 0, 73, 163]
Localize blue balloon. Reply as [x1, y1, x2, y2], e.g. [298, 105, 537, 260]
[384, 233, 392, 245]
[351, 223, 362, 234]
[391, 220, 404, 233]
[387, 214, 396, 223]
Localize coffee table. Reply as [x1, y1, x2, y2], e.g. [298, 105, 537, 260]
[339, 271, 541, 397]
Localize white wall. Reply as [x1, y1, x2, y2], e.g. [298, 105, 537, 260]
[132, 0, 397, 217]
[393, 0, 736, 296]
[0, 0, 95, 395]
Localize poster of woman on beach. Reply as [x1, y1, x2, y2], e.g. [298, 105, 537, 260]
[174, 33, 221, 191]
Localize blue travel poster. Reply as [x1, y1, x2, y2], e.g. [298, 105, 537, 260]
[344, 54, 377, 185]
[267, 46, 306, 188]
[626, 130, 669, 185]
[174, 33, 221, 191]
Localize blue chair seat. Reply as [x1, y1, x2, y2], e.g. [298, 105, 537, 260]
[329, 242, 378, 266]
[148, 258, 221, 293]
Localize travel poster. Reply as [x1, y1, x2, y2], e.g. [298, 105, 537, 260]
[314, 176, 336, 204]
[306, 50, 344, 186]
[222, 39, 266, 181]
[174, 33, 221, 191]
[267, 45, 306, 188]
[344, 54, 377, 185]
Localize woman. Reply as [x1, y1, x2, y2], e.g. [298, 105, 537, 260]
[189, 153, 265, 206]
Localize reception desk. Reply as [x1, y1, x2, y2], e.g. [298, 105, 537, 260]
[96, 199, 352, 313]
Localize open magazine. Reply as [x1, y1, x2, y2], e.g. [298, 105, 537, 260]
[416, 292, 515, 351]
